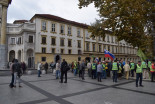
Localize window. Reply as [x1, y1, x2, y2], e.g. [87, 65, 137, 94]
[68, 49, 71, 54]
[51, 23, 56, 32]
[108, 45, 110, 51]
[112, 46, 114, 53]
[29, 36, 33, 43]
[41, 36, 46, 44]
[86, 42, 90, 51]
[99, 45, 102, 52]
[78, 50, 82, 55]
[61, 49, 64, 54]
[107, 35, 109, 42]
[42, 47, 46, 53]
[77, 28, 81, 37]
[77, 40, 81, 48]
[42, 57, 46, 61]
[86, 33, 89, 39]
[68, 26, 72, 35]
[60, 24, 65, 34]
[93, 43, 96, 52]
[92, 36, 95, 40]
[41, 20, 47, 31]
[60, 38, 65, 46]
[78, 56, 81, 61]
[17, 37, 22, 44]
[10, 38, 15, 44]
[104, 45, 106, 50]
[99, 36, 101, 41]
[51, 37, 56, 45]
[111, 36, 114, 43]
[68, 39, 72, 47]
[51, 48, 55, 53]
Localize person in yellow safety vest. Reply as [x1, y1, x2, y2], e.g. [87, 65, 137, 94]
[73, 61, 77, 76]
[150, 60, 155, 82]
[117, 61, 122, 80]
[148, 60, 152, 79]
[101, 61, 106, 79]
[142, 61, 147, 79]
[91, 61, 97, 79]
[130, 61, 135, 77]
[112, 60, 119, 82]
[135, 61, 144, 87]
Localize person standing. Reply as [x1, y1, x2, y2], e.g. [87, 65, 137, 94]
[13, 59, 22, 87]
[130, 61, 135, 77]
[91, 61, 97, 79]
[78, 62, 82, 77]
[150, 60, 155, 82]
[135, 61, 144, 87]
[44, 62, 48, 74]
[21, 62, 26, 74]
[124, 61, 130, 80]
[73, 61, 77, 76]
[87, 61, 92, 77]
[97, 62, 103, 82]
[102, 61, 106, 79]
[9, 59, 15, 88]
[142, 61, 147, 79]
[56, 60, 61, 79]
[37, 62, 42, 77]
[60, 59, 68, 83]
[112, 60, 119, 83]
[80, 60, 85, 80]
[50, 62, 55, 73]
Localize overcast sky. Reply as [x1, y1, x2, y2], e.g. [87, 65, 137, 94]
[7, 0, 100, 25]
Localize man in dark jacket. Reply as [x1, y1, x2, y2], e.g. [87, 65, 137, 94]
[44, 62, 48, 74]
[60, 59, 68, 83]
[80, 60, 85, 80]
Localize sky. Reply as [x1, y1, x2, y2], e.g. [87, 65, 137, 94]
[7, 0, 100, 25]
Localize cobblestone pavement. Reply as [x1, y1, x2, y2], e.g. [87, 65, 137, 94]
[0, 72, 155, 104]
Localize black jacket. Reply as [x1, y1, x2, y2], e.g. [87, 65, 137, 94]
[61, 61, 68, 72]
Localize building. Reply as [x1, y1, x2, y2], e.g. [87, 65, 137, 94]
[7, 22, 35, 68]
[6, 14, 140, 69]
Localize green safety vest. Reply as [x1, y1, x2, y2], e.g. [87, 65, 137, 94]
[112, 62, 118, 71]
[130, 63, 135, 70]
[74, 63, 77, 69]
[136, 64, 142, 73]
[102, 64, 105, 70]
[148, 61, 152, 68]
[142, 61, 147, 69]
[92, 63, 96, 70]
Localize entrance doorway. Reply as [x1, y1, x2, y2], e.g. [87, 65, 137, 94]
[85, 57, 91, 62]
[55, 55, 60, 63]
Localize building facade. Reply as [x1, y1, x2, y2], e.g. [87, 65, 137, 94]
[6, 14, 140, 69]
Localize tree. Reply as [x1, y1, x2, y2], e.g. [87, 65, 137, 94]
[78, 0, 155, 58]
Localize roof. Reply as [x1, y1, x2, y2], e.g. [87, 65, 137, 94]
[13, 20, 29, 24]
[30, 14, 89, 28]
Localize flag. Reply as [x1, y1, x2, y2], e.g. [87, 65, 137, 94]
[95, 57, 99, 62]
[137, 48, 147, 61]
[104, 49, 115, 61]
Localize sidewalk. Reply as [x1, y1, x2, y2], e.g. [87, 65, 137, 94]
[0, 72, 155, 104]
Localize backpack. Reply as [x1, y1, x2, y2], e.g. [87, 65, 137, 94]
[152, 63, 155, 69]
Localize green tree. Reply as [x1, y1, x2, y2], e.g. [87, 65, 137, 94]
[79, 0, 155, 57]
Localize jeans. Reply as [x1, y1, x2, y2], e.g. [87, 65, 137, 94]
[131, 70, 134, 77]
[97, 72, 102, 82]
[56, 70, 61, 79]
[38, 70, 41, 77]
[92, 70, 96, 79]
[151, 72, 155, 82]
[9, 73, 14, 87]
[113, 70, 118, 82]
[61, 71, 67, 83]
[102, 70, 106, 79]
[136, 73, 143, 86]
[14, 72, 21, 86]
[74, 69, 77, 76]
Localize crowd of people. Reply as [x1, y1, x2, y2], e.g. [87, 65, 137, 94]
[9, 58, 155, 88]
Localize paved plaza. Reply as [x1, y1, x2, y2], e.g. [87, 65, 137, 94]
[0, 72, 155, 104]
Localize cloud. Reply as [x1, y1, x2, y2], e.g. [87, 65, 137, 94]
[7, 0, 100, 25]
